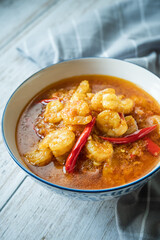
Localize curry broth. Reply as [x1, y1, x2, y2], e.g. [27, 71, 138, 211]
[16, 75, 160, 189]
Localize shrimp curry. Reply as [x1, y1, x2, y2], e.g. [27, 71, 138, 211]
[16, 75, 160, 189]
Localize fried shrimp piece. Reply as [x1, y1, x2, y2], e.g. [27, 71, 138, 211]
[25, 148, 52, 166]
[70, 92, 86, 102]
[86, 93, 95, 108]
[85, 136, 113, 166]
[102, 93, 123, 112]
[121, 98, 134, 114]
[96, 110, 128, 137]
[125, 115, 138, 135]
[91, 88, 115, 111]
[61, 80, 92, 125]
[147, 115, 160, 135]
[76, 80, 90, 94]
[44, 100, 63, 123]
[39, 128, 75, 157]
[71, 80, 90, 102]
[87, 93, 94, 100]
[91, 86, 134, 113]
[62, 100, 92, 125]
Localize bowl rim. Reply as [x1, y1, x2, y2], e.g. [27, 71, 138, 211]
[2, 57, 160, 193]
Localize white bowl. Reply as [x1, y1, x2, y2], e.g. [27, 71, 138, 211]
[2, 58, 160, 201]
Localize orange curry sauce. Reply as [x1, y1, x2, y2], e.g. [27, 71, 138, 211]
[16, 75, 160, 189]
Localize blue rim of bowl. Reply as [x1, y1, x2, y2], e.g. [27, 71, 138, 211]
[2, 57, 160, 194]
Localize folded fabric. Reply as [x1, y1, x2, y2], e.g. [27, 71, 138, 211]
[17, 0, 160, 77]
[17, 0, 160, 239]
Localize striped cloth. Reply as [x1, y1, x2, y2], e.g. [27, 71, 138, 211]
[17, 0, 160, 239]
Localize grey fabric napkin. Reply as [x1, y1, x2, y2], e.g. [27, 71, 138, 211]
[17, 0, 160, 239]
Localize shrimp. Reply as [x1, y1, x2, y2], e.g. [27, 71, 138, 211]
[91, 87, 134, 113]
[125, 115, 138, 135]
[121, 98, 134, 114]
[62, 99, 92, 125]
[96, 110, 128, 137]
[39, 128, 75, 157]
[75, 80, 90, 94]
[87, 93, 94, 100]
[44, 99, 63, 123]
[85, 136, 113, 166]
[71, 80, 90, 102]
[147, 115, 160, 135]
[25, 148, 52, 166]
[61, 80, 92, 125]
[91, 88, 115, 111]
[102, 93, 123, 112]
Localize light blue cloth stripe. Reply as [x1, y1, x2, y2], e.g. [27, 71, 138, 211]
[17, 0, 160, 77]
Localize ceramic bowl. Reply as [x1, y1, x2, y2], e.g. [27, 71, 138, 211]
[2, 58, 160, 201]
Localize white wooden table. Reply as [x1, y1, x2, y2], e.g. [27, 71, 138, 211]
[0, 1, 119, 239]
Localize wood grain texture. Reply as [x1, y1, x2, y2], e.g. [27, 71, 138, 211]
[0, 0, 119, 239]
[0, 0, 60, 50]
[0, 48, 39, 209]
[0, 177, 118, 240]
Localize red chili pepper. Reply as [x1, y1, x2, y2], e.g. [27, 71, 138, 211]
[146, 138, 160, 156]
[65, 117, 96, 173]
[39, 97, 58, 104]
[99, 125, 157, 144]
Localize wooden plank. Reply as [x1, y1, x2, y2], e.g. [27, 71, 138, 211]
[0, 0, 60, 49]
[0, 177, 119, 240]
[0, 48, 39, 209]
[0, 154, 26, 211]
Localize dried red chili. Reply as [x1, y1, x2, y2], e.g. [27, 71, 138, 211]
[65, 117, 96, 173]
[146, 138, 160, 156]
[99, 125, 157, 144]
